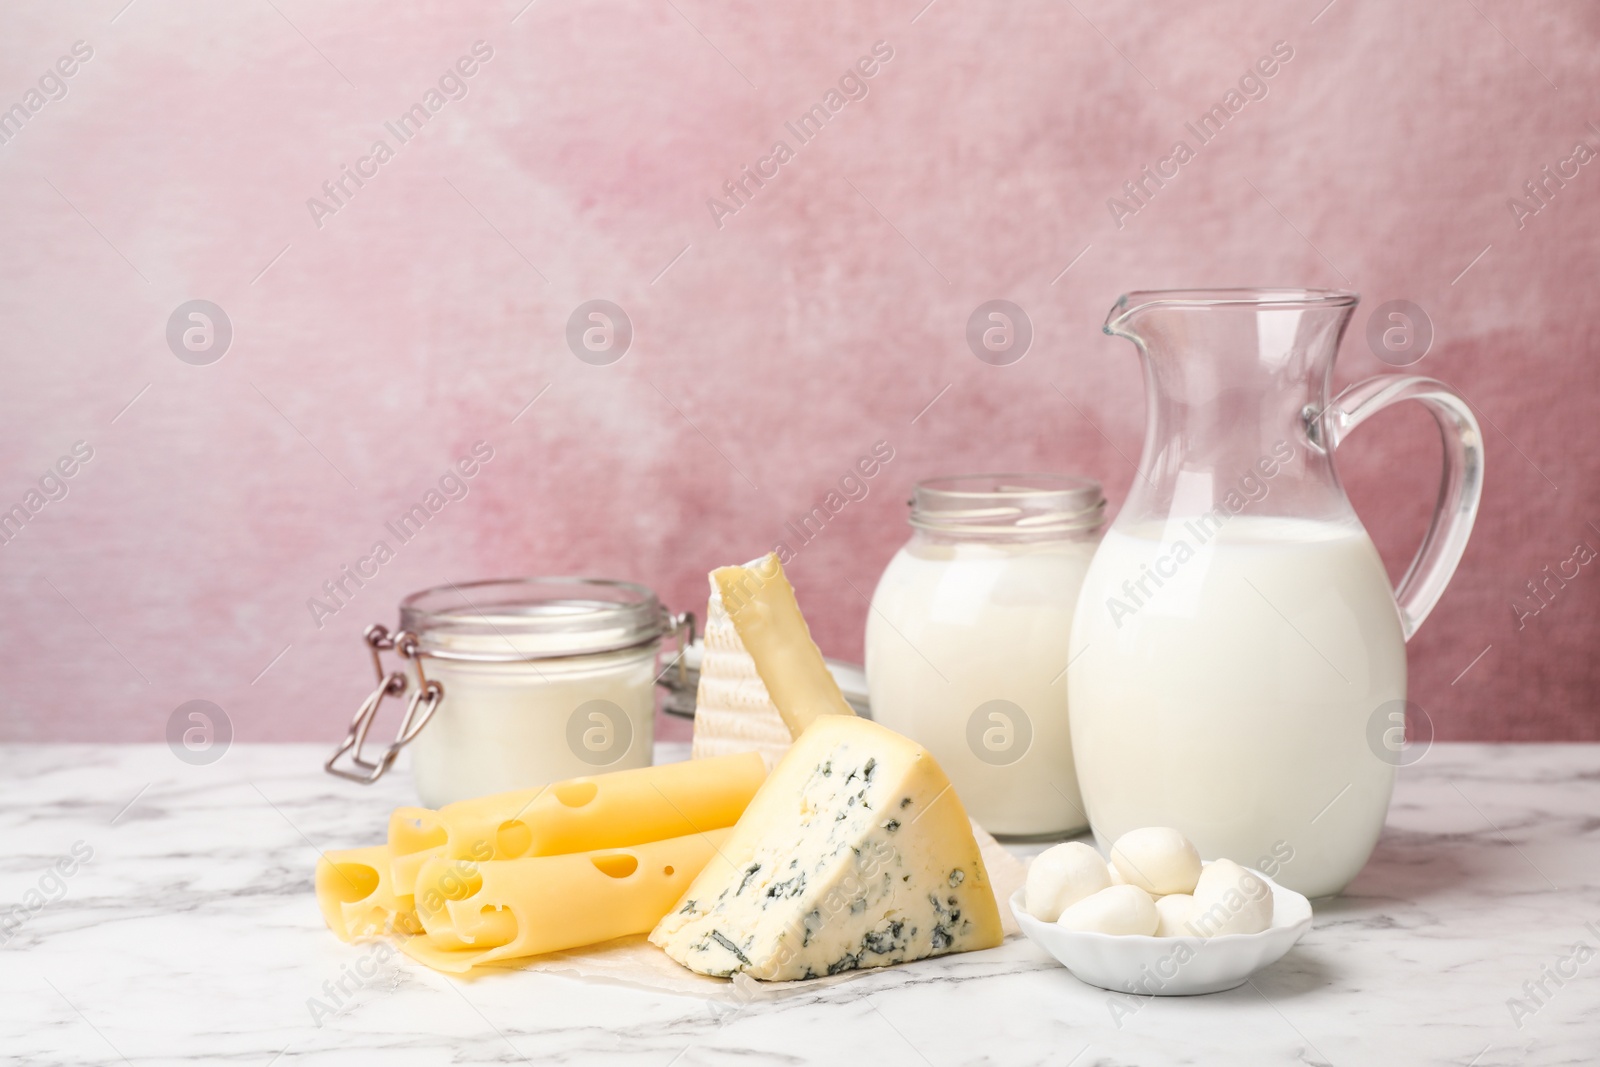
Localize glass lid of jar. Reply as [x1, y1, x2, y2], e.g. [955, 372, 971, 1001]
[909, 473, 1106, 536]
[399, 577, 669, 662]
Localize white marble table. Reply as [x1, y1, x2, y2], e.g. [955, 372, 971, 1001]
[2, 743, 1596, 1066]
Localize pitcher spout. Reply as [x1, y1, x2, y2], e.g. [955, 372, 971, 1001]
[1104, 287, 1358, 343]
[1100, 286, 1363, 525]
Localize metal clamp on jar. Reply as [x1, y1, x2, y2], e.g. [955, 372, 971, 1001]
[326, 577, 693, 807]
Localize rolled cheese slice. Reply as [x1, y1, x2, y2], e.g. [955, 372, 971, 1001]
[387, 808, 450, 897]
[401, 828, 731, 972]
[315, 845, 423, 941]
[387, 751, 767, 895]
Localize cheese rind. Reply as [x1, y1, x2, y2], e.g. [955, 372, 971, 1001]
[387, 752, 766, 895]
[651, 716, 1003, 981]
[712, 554, 856, 739]
[401, 828, 731, 973]
[691, 579, 793, 768]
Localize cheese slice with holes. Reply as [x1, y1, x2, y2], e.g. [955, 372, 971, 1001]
[690, 577, 794, 768]
[386, 752, 766, 896]
[711, 554, 856, 739]
[315, 845, 423, 941]
[650, 715, 1002, 981]
[401, 828, 731, 973]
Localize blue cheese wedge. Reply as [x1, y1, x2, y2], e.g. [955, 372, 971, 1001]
[651, 716, 1003, 981]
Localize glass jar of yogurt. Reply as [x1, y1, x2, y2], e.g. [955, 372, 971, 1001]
[865, 475, 1106, 838]
[326, 578, 690, 807]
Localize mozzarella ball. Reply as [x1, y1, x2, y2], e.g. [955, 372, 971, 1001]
[1025, 842, 1113, 922]
[1153, 893, 1195, 937]
[1055, 884, 1159, 936]
[1187, 859, 1273, 936]
[1110, 827, 1202, 896]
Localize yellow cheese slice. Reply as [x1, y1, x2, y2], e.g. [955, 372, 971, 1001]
[651, 716, 1003, 981]
[387, 751, 766, 896]
[400, 828, 732, 973]
[387, 808, 451, 898]
[712, 554, 856, 739]
[314, 845, 424, 941]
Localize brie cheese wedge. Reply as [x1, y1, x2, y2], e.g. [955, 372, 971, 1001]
[689, 578, 793, 769]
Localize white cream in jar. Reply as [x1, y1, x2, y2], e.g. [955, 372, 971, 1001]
[865, 475, 1105, 838]
[328, 578, 680, 808]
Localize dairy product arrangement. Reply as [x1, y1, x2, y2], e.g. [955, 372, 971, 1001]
[315, 541, 1311, 995]
[312, 288, 1490, 1019]
[314, 548, 1311, 1002]
[0, 0, 1550, 1041]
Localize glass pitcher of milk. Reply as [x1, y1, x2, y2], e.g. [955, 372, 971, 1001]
[1068, 289, 1483, 897]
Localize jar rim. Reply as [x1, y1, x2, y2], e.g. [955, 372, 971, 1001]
[909, 473, 1106, 536]
[399, 577, 667, 661]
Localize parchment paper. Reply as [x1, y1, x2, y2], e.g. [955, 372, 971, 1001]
[450, 820, 1027, 1001]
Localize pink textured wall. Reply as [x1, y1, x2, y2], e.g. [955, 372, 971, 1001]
[1, 1, 1596, 743]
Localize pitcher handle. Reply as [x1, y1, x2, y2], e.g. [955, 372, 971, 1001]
[1320, 376, 1485, 641]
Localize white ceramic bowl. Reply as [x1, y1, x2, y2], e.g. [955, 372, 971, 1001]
[1009, 865, 1313, 995]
